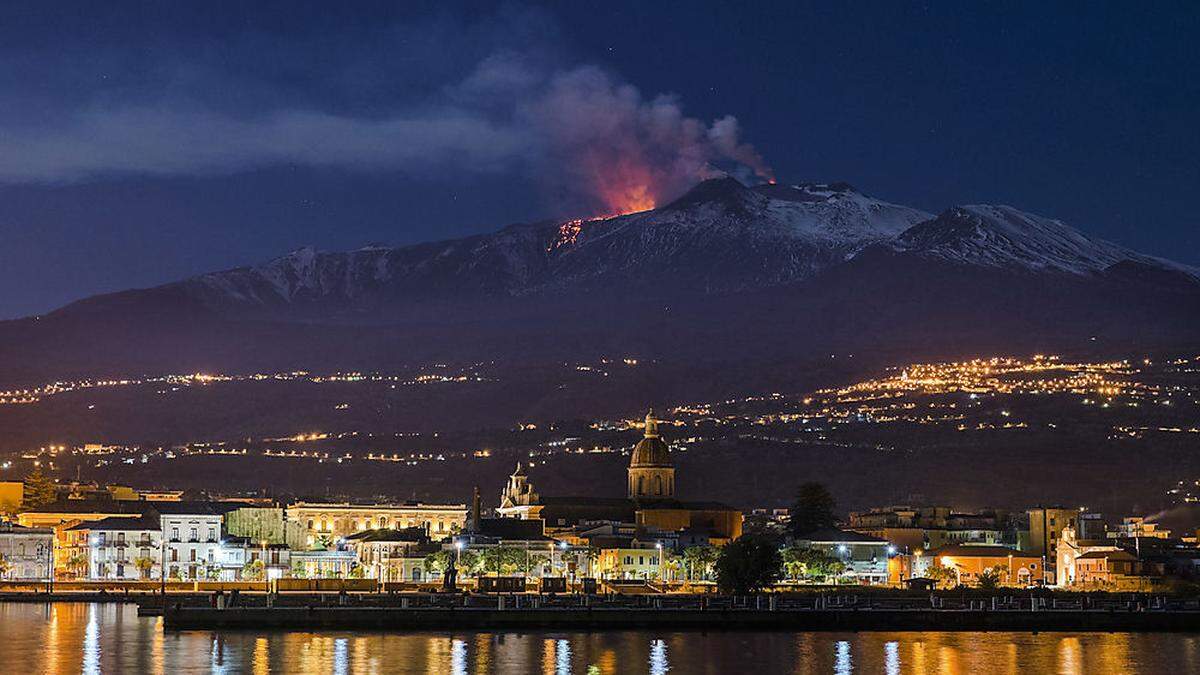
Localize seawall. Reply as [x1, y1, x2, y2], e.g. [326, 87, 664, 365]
[163, 606, 1200, 632]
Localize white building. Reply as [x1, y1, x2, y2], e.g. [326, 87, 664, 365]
[0, 522, 54, 580]
[63, 515, 161, 580]
[155, 503, 225, 580]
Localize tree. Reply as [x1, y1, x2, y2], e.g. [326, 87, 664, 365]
[66, 553, 88, 578]
[243, 559, 265, 581]
[925, 562, 958, 588]
[782, 546, 845, 583]
[134, 557, 156, 580]
[290, 560, 308, 579]
[977, 565, 1004, 590]
[789, 483, 837, 537]
[21, 467, 57, 510]
[714, 534, 783, 594]
[682, 546, 719, 581]
[0, 553, 10, 579]
[423, 550, 455, 575]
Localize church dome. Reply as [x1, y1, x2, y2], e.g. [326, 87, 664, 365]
[630, 410, 672, 467]
[630, 436, 671, 467]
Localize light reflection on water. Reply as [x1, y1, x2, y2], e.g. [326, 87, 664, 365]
[2, 602, 1200, 674]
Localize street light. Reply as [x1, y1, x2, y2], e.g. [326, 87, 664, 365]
[261, 540, 269, 594]
[655, 542, 664, 583]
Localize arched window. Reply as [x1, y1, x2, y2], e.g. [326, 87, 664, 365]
[320, 517, 329, 532]
[637, 476, 644, 495]
[654, 476, 663, 495]
[379, 516, 389, 528]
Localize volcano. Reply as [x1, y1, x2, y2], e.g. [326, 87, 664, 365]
[1, 177, 1197, 385]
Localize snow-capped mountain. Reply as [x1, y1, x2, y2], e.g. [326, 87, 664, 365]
[894, 205, 1196, 277]
[5, 176, 1197, 386]
[171, 177, 934, 315]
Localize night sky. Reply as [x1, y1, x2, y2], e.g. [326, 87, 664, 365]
[1, 1, 1197, 318]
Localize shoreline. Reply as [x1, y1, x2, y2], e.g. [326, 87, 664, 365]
[162, 606, 1200, 633]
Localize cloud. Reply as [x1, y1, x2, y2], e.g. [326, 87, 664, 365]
[0, 11, 772, 215]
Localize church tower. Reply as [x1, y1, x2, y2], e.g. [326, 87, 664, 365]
[497, 462, 542, 519]
[628, 409, 675, 500]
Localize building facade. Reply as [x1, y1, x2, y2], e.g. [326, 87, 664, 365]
[0, 522, 53, 580]
[289, 501, 467, 549]
[63, 516, 160, 580]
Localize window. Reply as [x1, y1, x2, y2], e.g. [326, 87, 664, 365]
[117, 533, 125, 544]
[308, 519, 314, 529]
[189, 550, 196, 562]
[624, 556, 633, 565]
[171, 527, 179, 541]
[654, 476, 662, 495]
[171, 549, 178, 562]
[208, 528, 216, 541]
[189, 528, 198, 541]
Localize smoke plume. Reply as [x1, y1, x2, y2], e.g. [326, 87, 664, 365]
[0, 25, 772, 216]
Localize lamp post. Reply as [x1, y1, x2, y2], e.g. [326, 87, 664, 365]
[559, 541, 569, 579]
[655, 542, 664, 583]
[45, 536, 53, 595]
[261, 540, 269, 595]
[159, 535, 165, 595]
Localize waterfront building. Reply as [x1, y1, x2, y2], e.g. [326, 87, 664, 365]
[1075, 549, 1163, 590]
[792, 528, 894, 585]
[343, 527, 438, 583]
[246, 543, 292, 581]
[290, 550, 357, 578]
[155, 502, 226, 580]
[63, 515, 160, 580]
[288, 500, 467, 549]
[224, 506, 307, 550]
[0, 522, 53, 579]
[18, 500, 158, 574]
[912, 544, 1042, 586]
[594, 541, 664, 581]
[1056, 525, 1120, 587]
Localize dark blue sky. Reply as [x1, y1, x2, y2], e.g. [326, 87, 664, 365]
[1, 1, 1197, 318]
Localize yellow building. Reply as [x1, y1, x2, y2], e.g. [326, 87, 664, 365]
[289, 501, 467, 549]
[595, 546, 664, 580]
[0, 481, 23, 515]
[1074, 549, 1162, 590]
[913, 544, 1042, 587]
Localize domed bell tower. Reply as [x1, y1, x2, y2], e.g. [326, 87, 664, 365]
[628, 409, 675, 500]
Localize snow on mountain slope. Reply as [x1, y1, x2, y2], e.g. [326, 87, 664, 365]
[538, 178, 932, 290]
[159, 179, 1195, 318]
[894, 205, 1197, 278]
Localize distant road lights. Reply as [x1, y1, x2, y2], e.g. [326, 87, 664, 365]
[886, 545, 896, 555]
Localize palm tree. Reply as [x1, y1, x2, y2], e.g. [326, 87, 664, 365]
[134, 557, 155, 580]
